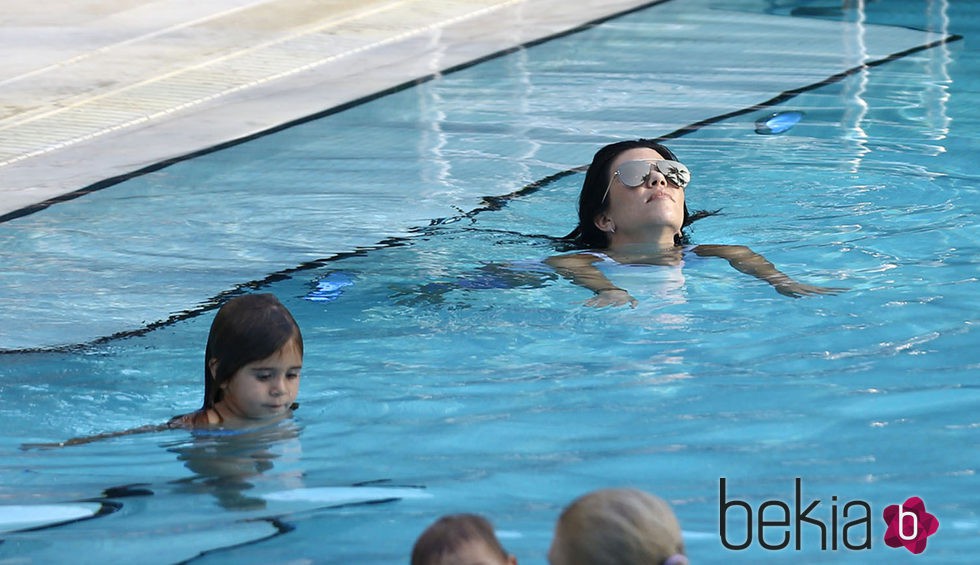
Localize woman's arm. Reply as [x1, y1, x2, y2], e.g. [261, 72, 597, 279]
[545, 253, 637, 307]
[693, 244, 845, 297]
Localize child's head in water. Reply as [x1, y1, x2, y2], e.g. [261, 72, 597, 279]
[412, 513, 517, 565]
[202, 293, 303, 426]
[548, 488, 687, 565]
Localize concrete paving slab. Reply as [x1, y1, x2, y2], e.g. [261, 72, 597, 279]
[0, 0, 657, 217]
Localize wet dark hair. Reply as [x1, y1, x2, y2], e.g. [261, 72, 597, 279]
[411, 513, 510, 565]
[563, 139, 717, 249]
[202, 293, 303, 409]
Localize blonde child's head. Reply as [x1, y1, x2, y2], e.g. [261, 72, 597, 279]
[549, 488, 687, 565]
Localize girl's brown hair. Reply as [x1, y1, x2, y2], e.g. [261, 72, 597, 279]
[411, 513, 510, 565]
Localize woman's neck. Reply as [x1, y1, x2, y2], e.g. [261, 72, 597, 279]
[607, 227, 677, 250]
[605, 242, 685, 265]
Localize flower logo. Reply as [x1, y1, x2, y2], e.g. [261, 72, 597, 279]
[882, 496, 939, 554]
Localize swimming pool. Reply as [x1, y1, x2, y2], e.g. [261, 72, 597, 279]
[1, 0, 977, 562]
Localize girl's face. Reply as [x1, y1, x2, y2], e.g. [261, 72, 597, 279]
[598, 147, 687, 243]
[214, 337, 302, 424]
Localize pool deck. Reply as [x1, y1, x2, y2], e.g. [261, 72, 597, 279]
[0, 0, 658, 219]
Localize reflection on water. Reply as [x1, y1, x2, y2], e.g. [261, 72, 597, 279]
[167, 421, 304, 511]
[841, 0, 871, 171]
[924, 0, 952, 142]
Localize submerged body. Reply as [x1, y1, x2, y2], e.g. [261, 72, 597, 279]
[548, 243, 839, 307]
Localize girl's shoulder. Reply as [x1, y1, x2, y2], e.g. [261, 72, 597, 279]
[167, 408, 214, 429]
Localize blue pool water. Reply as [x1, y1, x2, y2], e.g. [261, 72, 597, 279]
[1, 0, 978, 563]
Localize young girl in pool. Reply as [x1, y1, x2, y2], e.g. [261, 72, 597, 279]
[25, 293, 303, 448]
[548, 138, 844, 307]
[167, 292, 303, 429]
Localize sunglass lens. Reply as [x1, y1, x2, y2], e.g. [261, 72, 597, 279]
[656, 160, 690, 188]
[617, 161, 650, 187]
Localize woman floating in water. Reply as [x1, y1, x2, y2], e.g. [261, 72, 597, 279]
[25, 293, 303, 448]
[548, 139, 844, 307]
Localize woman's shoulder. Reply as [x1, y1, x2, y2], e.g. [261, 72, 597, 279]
[545, 250, 611, 266]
